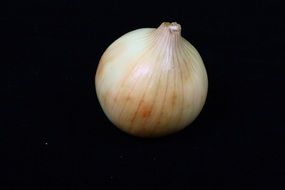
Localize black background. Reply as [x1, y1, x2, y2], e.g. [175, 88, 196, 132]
[1, 0, 285, 189]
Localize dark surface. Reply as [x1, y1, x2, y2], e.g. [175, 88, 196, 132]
[1, 0, 285, 189]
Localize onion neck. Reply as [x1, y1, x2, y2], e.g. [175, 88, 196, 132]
[152, 22, 182, 52]
[153, 22, 181, 42]
[165, 22, 181, 35]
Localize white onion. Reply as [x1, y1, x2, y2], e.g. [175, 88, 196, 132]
[95, 22, 208, 137]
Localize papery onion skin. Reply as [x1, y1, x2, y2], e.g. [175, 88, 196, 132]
[95, 22, 208, 137]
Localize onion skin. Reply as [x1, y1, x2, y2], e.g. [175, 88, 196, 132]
[95, 22, 208, 137]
